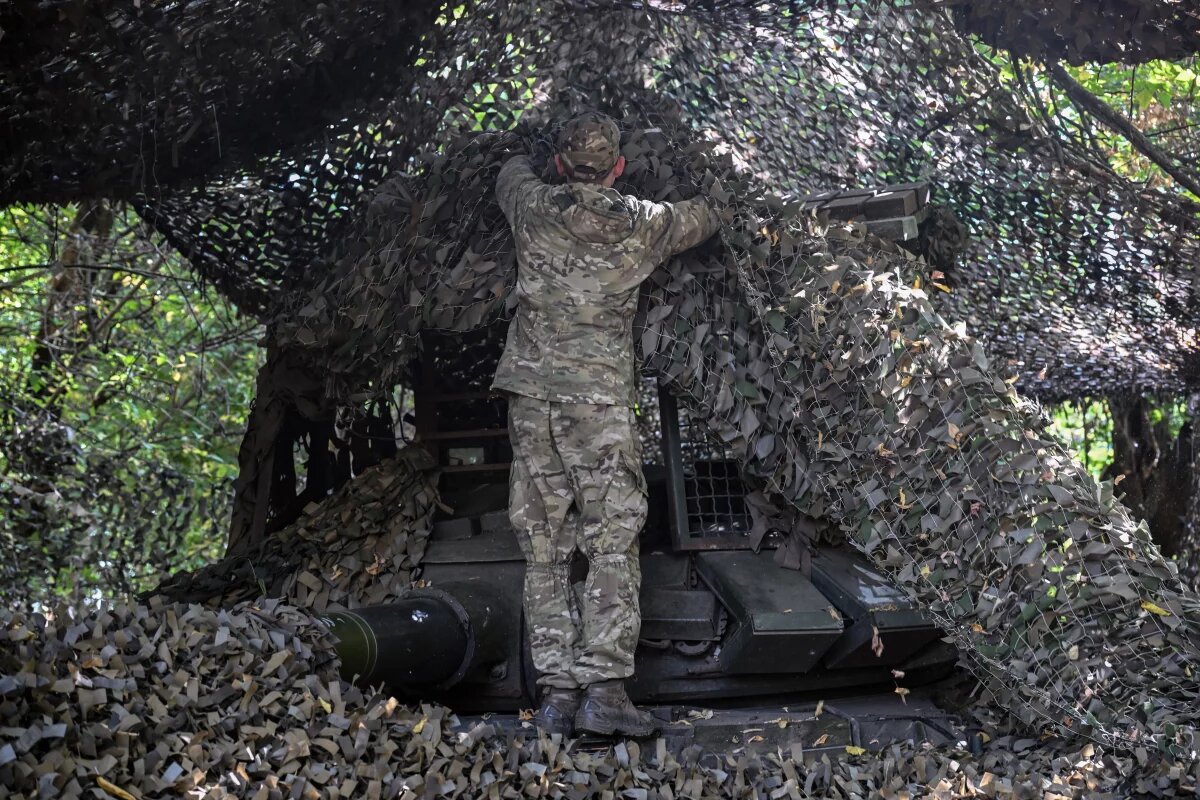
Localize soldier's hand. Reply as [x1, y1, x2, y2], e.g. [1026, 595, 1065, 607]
[476, 130, 524, 155]
[701, 172, 730, 203]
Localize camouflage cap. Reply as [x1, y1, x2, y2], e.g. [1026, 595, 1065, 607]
[557, 112, 621, 177]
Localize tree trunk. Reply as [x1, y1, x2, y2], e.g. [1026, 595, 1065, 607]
[1105, 395, 1195, 558]
[1176, 397, 1200, 589]
[29, 201, 114, 421]
[225, 347, 385, 558]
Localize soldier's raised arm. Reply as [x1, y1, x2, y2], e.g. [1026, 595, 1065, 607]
[640, 195, 721, 265]
[495, 155, 542, 224]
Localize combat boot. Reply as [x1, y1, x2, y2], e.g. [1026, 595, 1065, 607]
[533, 688, 582, 736]
[574, 679, 660, 737]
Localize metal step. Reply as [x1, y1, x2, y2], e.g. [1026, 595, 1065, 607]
[457, 694, 961, 760]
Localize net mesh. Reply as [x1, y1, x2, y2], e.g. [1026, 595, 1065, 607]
[941, 0, 1200, 64]
[114, 1, 1200, 401]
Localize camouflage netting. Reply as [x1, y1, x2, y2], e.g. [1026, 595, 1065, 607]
[1, 406, 218, 603]
[941, 0, 1200, 64]
[0, 0, 447, 203]
[9, 2, 1194, 397]
[3, 444, 1198, 797]
[211, 0, 1200, 753]
[7, 598, 1199, 799]
[4, 446, 1199, 797]
[104, 0, 1200, 401]
[154, 448, 439, 612]
[268, 101, 1200, 754]
[5, 0, 1200, 795]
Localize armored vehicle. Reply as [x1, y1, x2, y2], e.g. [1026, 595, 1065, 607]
[323, 184, 965, 750]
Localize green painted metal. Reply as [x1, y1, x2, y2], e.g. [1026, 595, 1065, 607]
[321, 598, 469, 688]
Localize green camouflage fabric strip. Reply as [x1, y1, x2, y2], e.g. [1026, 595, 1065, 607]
[491, 155, 719, 406]
[506, 394, 648, 689]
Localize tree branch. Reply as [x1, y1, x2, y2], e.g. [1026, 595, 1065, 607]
[1047, 62, 1200, 198]
[0, 262, 197, 283]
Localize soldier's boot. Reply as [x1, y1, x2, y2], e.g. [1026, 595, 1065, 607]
[574, 680, 660, 737]
[534, 688, 582, 736]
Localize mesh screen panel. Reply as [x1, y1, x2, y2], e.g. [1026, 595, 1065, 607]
[674, 401, 754, 546]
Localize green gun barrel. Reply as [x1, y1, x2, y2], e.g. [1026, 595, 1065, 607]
[319, 583, 508, 691]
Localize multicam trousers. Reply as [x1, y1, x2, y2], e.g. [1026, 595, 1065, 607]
[506, 394, 649, 689]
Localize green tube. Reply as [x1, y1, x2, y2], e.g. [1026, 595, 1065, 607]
[321, 597, 470, 689]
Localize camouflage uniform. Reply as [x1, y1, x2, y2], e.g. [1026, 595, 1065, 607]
[493, 113, 720, 689]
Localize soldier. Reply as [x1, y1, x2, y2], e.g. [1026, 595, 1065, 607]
[493, 112, 720, 737]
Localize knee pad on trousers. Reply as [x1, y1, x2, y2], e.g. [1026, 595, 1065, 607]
[589, 554, 631, 569]
[526, 561, 571, 571]
[525, 563, 572, 581]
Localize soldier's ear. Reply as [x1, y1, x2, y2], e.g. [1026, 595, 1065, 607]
[554, 154, 566, 177]
[612, 156, 626, 178]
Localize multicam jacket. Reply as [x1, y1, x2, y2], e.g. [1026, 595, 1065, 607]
[492, 156, 720, 406]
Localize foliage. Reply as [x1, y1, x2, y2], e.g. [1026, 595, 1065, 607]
[0, 204, 260, 607]
[979, 43, 1200, 194]
[1047, 399, 1114, 481]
